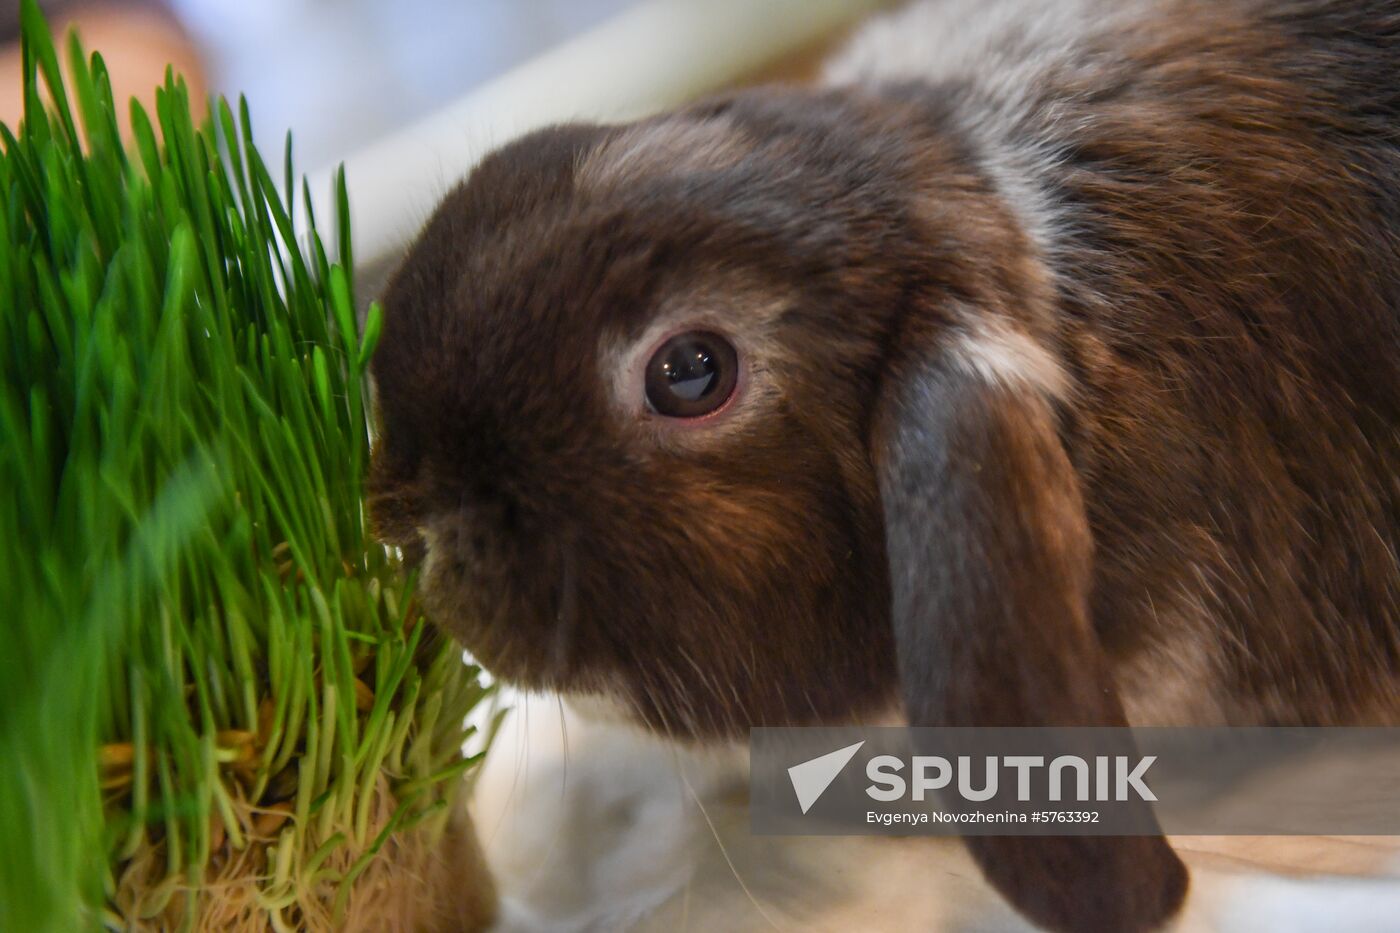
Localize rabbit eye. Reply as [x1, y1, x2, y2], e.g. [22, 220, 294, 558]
[644, 331, 739, 418]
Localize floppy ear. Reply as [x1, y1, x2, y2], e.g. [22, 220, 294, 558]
[872, 338, 1188, 933]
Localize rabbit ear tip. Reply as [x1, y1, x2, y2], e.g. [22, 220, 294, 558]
[969, 834, 1188, 932]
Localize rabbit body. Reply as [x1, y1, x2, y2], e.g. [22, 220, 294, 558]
[370, 2, 1400, 928]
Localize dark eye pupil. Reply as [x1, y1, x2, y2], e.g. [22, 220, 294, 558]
[645, 331, 738, 418]
[662, 347, 717, 400]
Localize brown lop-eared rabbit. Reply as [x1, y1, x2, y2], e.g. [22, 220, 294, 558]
[368, 1, 1400, 929]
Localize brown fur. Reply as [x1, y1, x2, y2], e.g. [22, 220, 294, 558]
[369, 1, 1400, 929]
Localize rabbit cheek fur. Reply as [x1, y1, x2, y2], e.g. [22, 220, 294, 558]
[369, 1, 1400, 930]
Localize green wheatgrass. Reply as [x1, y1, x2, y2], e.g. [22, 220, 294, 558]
[0, 2, 495, 928]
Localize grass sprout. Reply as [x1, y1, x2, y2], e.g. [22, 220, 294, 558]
[0, 3, 495, 928]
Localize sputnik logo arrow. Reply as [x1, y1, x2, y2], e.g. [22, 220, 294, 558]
[788, 741, 865, 814]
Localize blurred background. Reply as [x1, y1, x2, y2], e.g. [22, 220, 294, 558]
[169, 0, 637, 170]
[2, 0, 637, 167]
